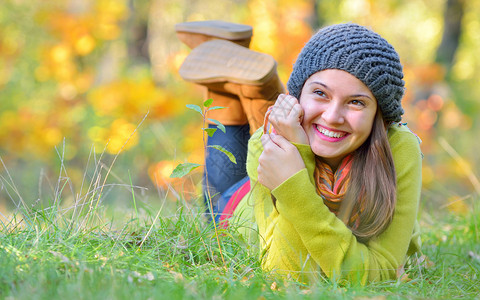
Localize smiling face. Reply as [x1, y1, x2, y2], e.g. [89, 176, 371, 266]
[300, 69, 377, 170]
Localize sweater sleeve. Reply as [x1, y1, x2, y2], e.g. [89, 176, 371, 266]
[246, 128, 317, 240]
[250, 125, 422, 283]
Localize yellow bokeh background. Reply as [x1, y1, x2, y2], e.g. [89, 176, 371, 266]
[0, 0, 479, 215]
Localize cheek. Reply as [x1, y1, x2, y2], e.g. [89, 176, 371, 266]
[354, 113, 375, 138]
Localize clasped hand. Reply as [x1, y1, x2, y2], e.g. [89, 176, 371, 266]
[257, 94, 308, 191]
[267, 94, 309, 144]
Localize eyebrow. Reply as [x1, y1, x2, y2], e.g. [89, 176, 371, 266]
[308, 81, 329, 90]
[308, 81, 374, 101]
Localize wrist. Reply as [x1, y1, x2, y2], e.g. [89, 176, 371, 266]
[290, 133, 309, 145]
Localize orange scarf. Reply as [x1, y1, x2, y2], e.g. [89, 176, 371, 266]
[263, 107, 362, 229]
[314, 155, 362, 229]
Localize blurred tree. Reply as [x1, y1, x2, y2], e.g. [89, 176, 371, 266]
[307, 0, 324, 30]
[435, 0, 465, 74]
[126, 0, 150, 65]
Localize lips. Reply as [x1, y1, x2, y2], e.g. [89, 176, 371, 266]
[314, 124, 348, 139]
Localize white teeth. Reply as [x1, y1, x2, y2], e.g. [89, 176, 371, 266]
[316, 125, 345, 138]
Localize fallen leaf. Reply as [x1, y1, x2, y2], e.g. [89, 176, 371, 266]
[169, 270, 184, 283]
[468, 251, 480, 262]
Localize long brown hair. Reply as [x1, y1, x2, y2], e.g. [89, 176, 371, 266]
[337, 109, 397, 243]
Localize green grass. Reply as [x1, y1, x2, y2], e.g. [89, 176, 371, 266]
[1, 198, 479, 299]
[0, 147, 479, 299]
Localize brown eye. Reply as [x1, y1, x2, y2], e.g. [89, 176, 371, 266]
[350, 99, 365, 106]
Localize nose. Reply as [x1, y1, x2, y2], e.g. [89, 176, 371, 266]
[322, 101, 345, 125]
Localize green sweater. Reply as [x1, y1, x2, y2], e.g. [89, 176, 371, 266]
[235, 123, 422, 284]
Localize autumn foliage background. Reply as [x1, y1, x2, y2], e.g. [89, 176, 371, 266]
[0, 0, 479, 218]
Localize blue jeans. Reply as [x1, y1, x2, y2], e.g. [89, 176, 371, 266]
[203, 124, 250, 220]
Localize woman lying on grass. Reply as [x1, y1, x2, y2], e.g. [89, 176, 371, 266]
[177, 21, 422, 284]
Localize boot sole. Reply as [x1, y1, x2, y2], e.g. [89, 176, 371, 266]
[179, 40, 276, 85]
[175, 20, 252, 40]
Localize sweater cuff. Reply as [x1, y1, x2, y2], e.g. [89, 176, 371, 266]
[293, 143, 315, 161]
[292, 143, 316, 182]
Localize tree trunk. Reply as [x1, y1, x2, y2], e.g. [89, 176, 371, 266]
[435, 0, 465, 73]
[307, 0, 324, 31]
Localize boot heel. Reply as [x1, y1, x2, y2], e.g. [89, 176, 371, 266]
[175, 20, 252, 49]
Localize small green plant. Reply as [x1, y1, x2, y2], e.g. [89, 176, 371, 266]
[170, 99, 236, 179]
[169, 99, 237, 266]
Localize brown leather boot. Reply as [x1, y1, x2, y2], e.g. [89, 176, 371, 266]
[175, 20, 253, 49]
[179, 40, 285, 134]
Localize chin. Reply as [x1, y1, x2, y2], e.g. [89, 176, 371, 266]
[309, 143, 324, 157]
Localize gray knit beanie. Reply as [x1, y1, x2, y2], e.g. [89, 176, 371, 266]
[287, 23, 405, 122]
